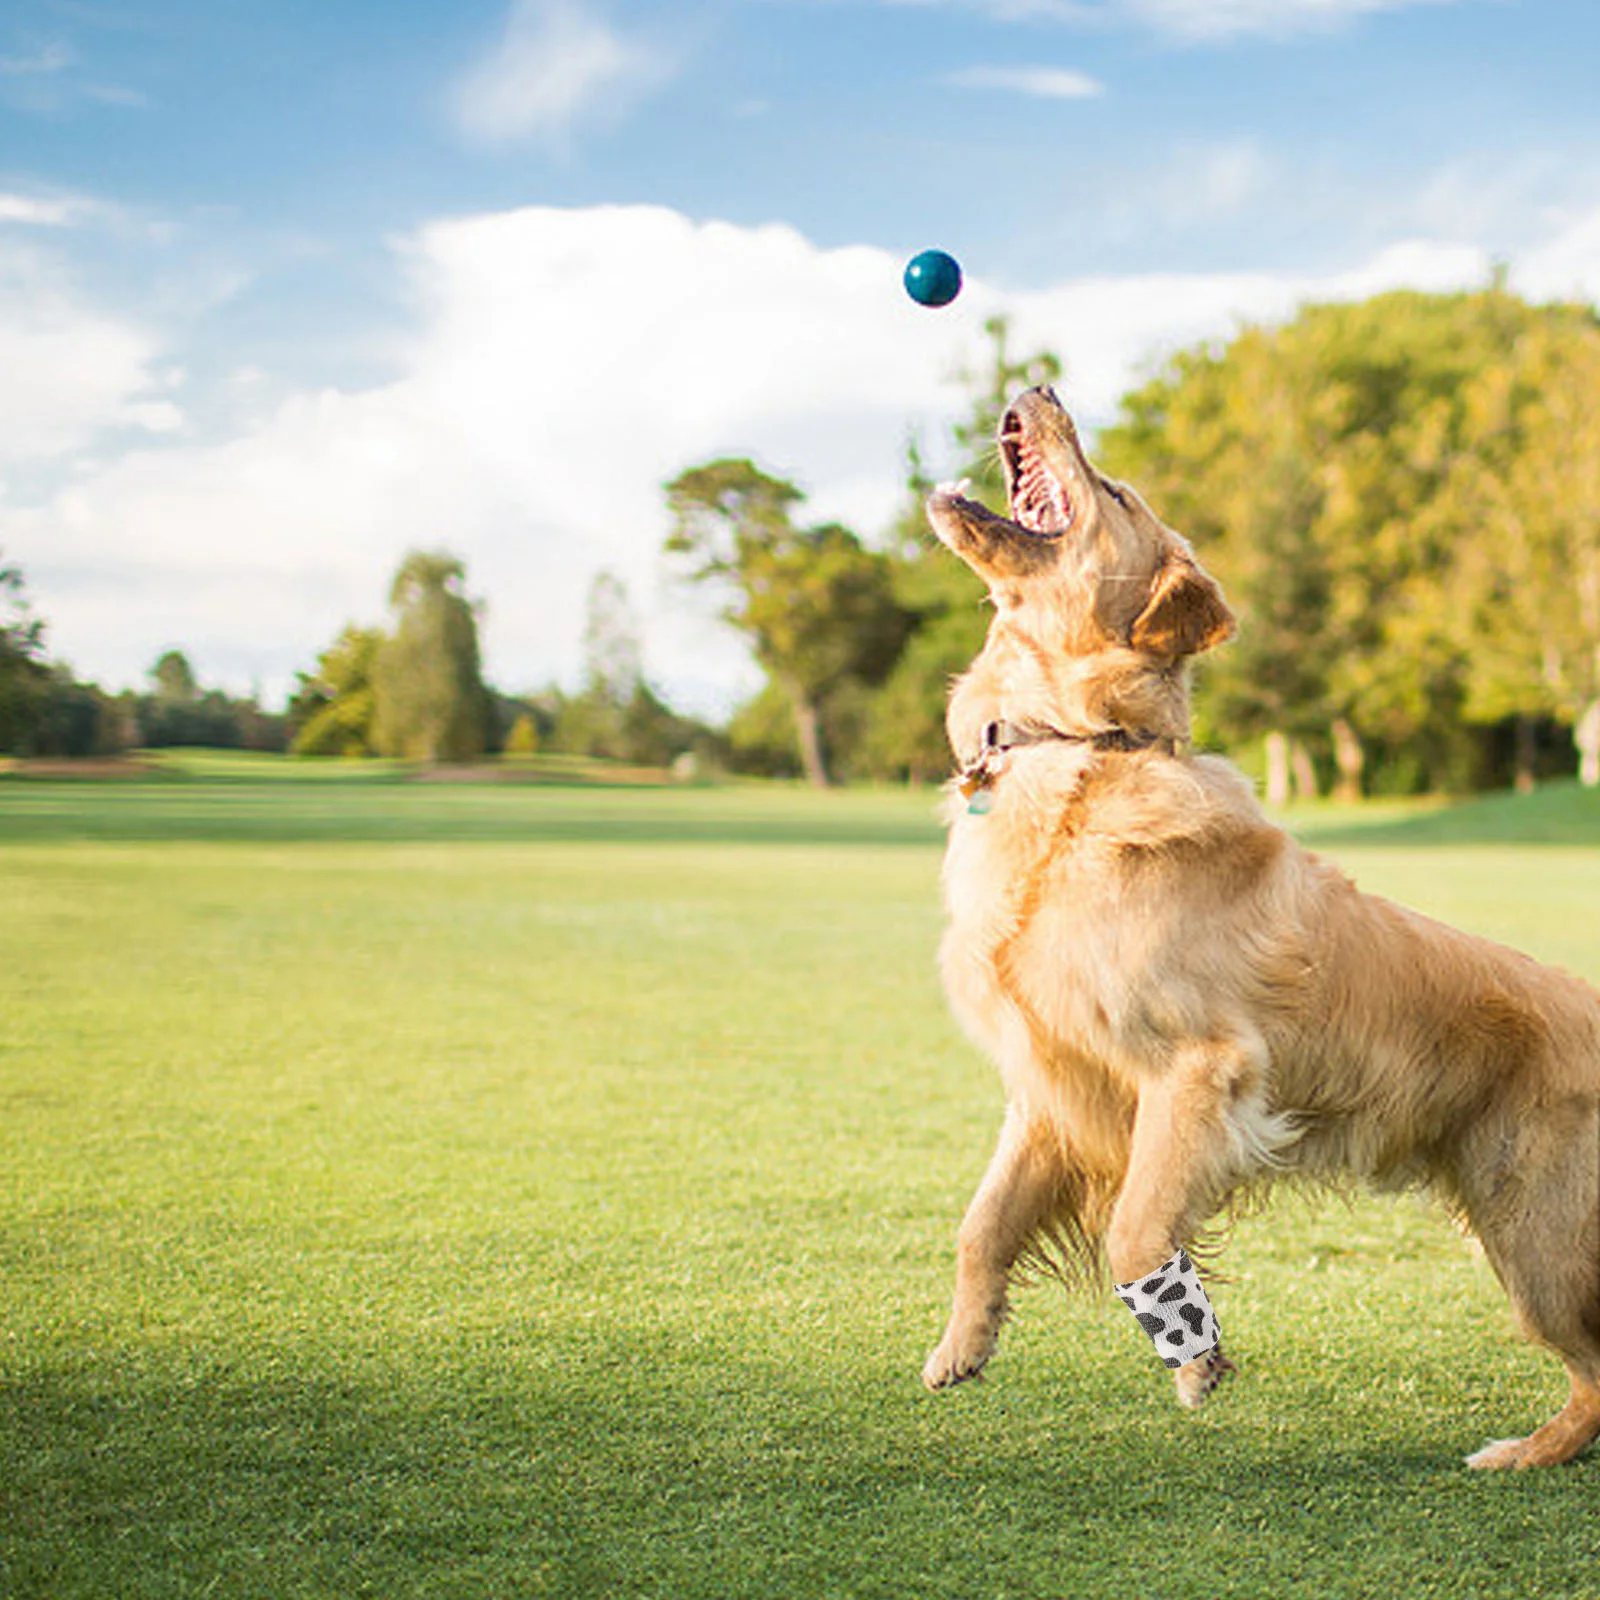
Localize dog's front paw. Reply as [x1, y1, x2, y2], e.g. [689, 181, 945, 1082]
[1173, 1344, 1236, 1410]
[922, 1316, 999, 1390]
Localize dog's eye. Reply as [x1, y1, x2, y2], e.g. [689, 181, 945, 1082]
[1104, 480, 1129, 508]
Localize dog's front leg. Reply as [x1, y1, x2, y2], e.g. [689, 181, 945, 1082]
[1107, 1039, 1276, 1409]
[923, 1104, 1060, 1390]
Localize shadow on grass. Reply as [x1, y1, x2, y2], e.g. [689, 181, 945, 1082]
[4, 1337, 1593, 1600]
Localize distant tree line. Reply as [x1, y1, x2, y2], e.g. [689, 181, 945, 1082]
[0, 554, 284, 757]
[287, 553, 722, 768]
[9, 282, 1600, 796]
[0, 542, 721, 770]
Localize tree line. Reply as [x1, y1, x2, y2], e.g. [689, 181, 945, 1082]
[0, 541, 719, 768]
[1100, 278, 1600, 799]
[285, 555, 719, 767]
[1, 554, 285, 757]
[6, 282, 1600, 795]
[667, 287, 1600, 796]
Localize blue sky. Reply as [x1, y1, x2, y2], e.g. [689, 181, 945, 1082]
[5, 0, 1600, 711]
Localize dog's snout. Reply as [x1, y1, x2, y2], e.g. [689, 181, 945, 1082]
[1001, 387, 1067, 441]
[1011, 385, 1062, 417]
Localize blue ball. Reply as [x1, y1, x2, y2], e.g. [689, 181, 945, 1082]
[904, 249, 962, 308]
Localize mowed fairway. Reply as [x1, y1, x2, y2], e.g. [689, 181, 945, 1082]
[2, 762, 1598, 1599]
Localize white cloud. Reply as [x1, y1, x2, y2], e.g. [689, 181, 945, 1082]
[451, 0, 671, 148]
[83, 81, 151, 109]
[0, 188, 115, 228]
[1519, 206, 1600, 305]
[1101, 141, 1272, 230]
[2, 208, 981, 709]
[0, 242, 181, 466]
[944, 64, 1103, 98]
[1004, 236, 1493, 428]
[9, 202, 1600, 713]
[1120, 0, 1462, 40]
[0, 41, 72, 76]
[0, 38, 145, 112]
[885, 0, 1465, 39]
[0, 193, 78, 227]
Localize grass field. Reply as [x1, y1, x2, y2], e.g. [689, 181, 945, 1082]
[3, 758, 1598, 1598]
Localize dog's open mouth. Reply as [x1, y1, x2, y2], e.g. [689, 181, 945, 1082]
[925, 387, 1087, 566]
[1000, 407, 1075, 538]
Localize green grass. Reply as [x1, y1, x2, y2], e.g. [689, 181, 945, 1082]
[3, 766, 1598, 1598]
[1289, 779, 1600, 848]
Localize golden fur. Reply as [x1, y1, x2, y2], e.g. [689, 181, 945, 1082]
[921, 387, 1600, 1469]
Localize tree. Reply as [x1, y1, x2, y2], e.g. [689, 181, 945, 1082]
[1441, 311, 1600, 783]
[665, 460, 908, 786]
[558, 572, 644, 759]
[136, 651, 284, 750]
[151, 649, 199, 703]
[582, 571, 643, 705]
[504, 712, 540, 756]
[535, 572, 714, 768]
[31, 667, 126, 757]
[1100, 286, 1600, 796]
[371, 551, 491, 763]
[1103, 331, 1343, 797]
[723, 680, 804, 778]
[288, 626, 383, 757]
[1508, 327, 1600, 784]
[0, 550, 48, 753]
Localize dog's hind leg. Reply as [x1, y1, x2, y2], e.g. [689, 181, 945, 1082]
[1106, 1037, 1282, 1409]
[1464, 1097, 1600, 1469]
[1466, 1374, 1600, 1470]
[923, 1104, 1063, 1390]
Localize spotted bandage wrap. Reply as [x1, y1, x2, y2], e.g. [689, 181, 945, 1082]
[1114, 1247, 1219, 1369]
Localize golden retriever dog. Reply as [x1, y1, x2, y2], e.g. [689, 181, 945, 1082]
[920, 385, 1600, 1469]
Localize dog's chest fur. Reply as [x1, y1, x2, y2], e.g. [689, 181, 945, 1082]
[938, 750, 1254, 1101]
[938, 745, 1600, 1197]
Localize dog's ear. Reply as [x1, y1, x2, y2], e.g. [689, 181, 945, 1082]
[1129, 555, 1235, 658]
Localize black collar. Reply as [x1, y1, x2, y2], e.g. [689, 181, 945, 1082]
[958, 718, 1179, 800]
[980, 719, 1174, 757]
